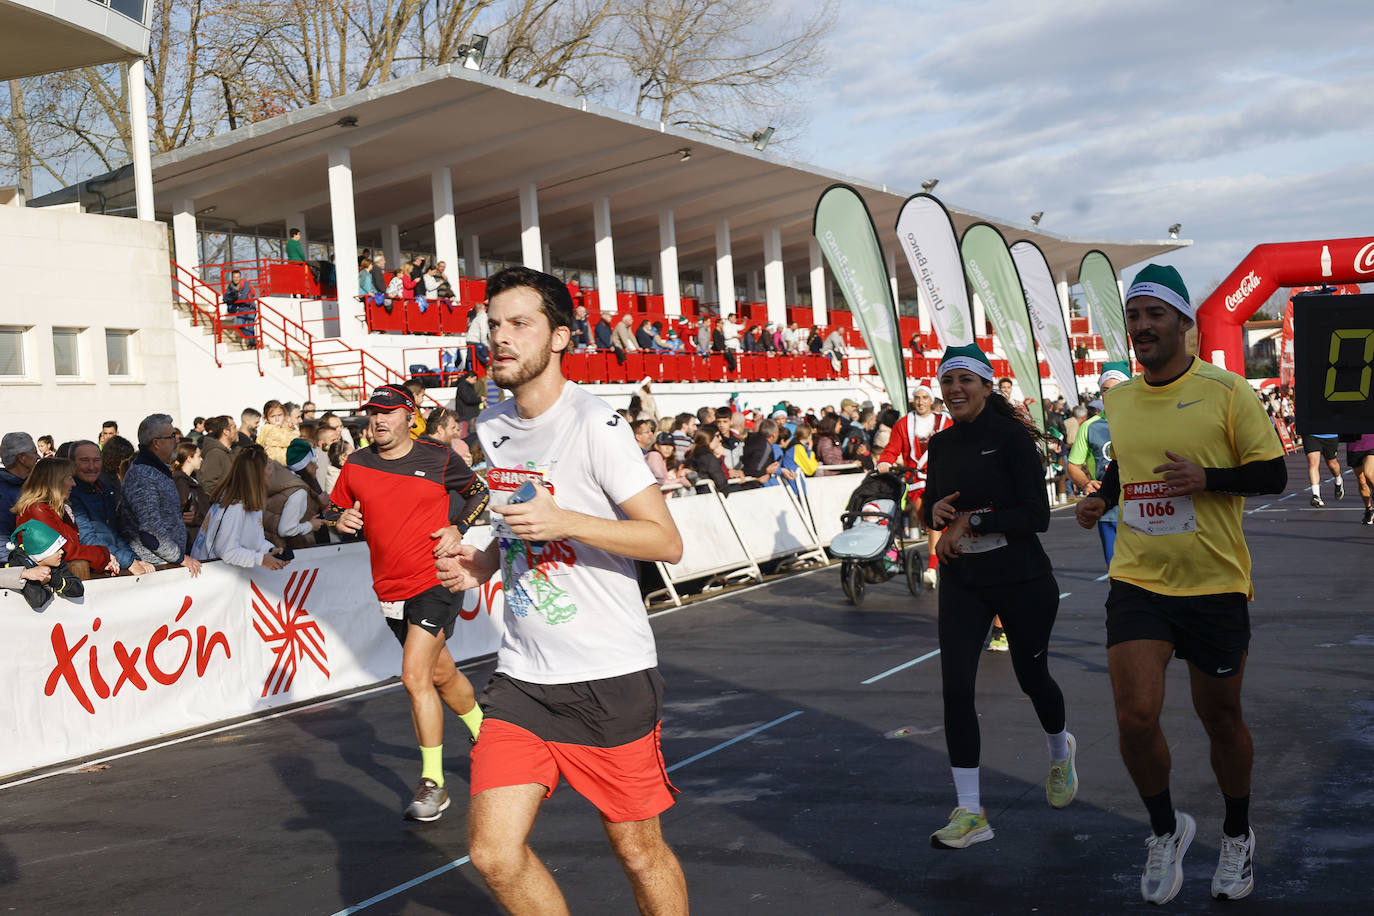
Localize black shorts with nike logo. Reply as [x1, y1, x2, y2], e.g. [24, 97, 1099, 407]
[386, 583, 462, 645]
[1105, 580, 1249, 678]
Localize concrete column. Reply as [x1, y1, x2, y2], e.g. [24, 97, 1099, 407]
[327, 145, 360, 342]
[592, 196, 617, 314]
[384, 224, 401, 269]
[431, 167, 461, 285]
[746, 270, 761, 303]
[714, 219, 735, 314]
[1056, 272, 1072, 329]
[787, 273, 799, 306]
[542, 242, 552, 273]
[658, 208, 681, 315]
[808, 238, 827, 326]
[886, 248, 900, 309]
[172, 199, 198, 270]
[466, 234, 481, 278]
[127, 59, 154, 221]
[703, 263, 717, 310]
[519, 183, 542, 270]
[763, 227, 786, 326]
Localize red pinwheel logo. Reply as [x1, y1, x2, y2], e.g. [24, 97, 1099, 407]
[252, 569, 329, 697]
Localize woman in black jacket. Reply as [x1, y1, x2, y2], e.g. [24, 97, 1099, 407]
[687, 429, 731, 496]
[922, 344, 1076, 850]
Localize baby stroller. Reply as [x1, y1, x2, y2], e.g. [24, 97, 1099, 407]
[830, 469, 925, 606]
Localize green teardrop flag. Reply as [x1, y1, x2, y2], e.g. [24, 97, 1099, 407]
[1079, 250, 1131, 364]
[813, 184, 908, 409]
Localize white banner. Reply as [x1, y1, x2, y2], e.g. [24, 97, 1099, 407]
[720, 486, 825, 564]
[1011, 240, 1080, 407]
[2, 536, 507, 777]
[895, 194, 975, 348]
[801, 473, 867, 546]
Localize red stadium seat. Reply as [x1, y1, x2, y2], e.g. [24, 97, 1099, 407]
[367, 299, 407, 333]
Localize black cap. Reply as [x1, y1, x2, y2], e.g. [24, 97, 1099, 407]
[654, 432, 676, 446]
[361, 384, 415, 412]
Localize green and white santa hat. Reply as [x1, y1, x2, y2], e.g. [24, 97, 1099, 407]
[286, 438, 315, 472]
[1098, 360, 1132, 388]
[9, 519, 66, 563]
[1126, 263, 1193, 321]
[936, 343, 995, 382]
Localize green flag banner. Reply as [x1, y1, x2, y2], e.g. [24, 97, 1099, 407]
[894, 193, 974, 348]
[1011, 240, 1080, 407]
[960, 223, 1047, 431]
[1079, 250, 1130, 364]
[813, 184, 908, 409]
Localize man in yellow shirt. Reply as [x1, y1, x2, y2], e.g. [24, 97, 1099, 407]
[1075, 264, 1285, 906]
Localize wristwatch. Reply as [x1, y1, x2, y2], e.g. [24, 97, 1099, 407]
[969, 513, 983, 530]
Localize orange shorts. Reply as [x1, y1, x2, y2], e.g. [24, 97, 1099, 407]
[470, 718, 678, 823]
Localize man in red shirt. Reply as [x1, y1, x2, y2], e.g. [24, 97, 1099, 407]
[333, 384, 490, 821]
[877, 384, 953, 588]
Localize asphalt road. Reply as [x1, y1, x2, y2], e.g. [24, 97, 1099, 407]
[2, 453, 1370, 915]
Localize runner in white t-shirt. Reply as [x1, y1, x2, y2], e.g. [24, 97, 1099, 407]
[435, 267, 687, 916]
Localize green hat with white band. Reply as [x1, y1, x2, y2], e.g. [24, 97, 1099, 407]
[9, 519, 66, 563]
[1126, 263, 1193, 321]
[1098, 360, 1131, 388]
[936, 343, 995, 382]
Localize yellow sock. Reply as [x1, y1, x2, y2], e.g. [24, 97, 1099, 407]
[420, 745, 444, 787]
[458, 703, 484, 740]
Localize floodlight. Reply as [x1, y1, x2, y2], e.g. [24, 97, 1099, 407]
[459, 35, 489, 70]
[1169, 223, 1181, 239]
[1031, 211, 1043, 226]
[751, 127, 775, 151]
[336, 116, 359, 128]
[921, 178, 939, 192]
[677, 147, 692, 162]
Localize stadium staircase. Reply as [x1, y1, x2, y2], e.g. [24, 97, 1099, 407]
[169, 261, 442, 409]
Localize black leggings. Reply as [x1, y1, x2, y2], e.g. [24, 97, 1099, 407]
[938, 572, 1066, 768]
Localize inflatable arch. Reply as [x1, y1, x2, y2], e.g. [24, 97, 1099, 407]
[1195, 236, 1374, 371]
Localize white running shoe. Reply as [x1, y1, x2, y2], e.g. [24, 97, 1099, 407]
[922, 567, 938, 589]
[1211, 828, 1255, 900]
[1335, 478, 1346, 501]
[1140, 811, 1195, 905]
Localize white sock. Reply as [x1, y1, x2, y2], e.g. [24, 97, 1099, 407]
[1047, 728, 1070, 761]
[1311, 483, 1321, 496]
[952, 766, 980, 811]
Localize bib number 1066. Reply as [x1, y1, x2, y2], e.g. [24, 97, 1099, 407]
[1138, 500, 1176, 518]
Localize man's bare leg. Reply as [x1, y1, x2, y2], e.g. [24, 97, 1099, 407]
[431, 644, 478, 717]
[1188, 657, 1252, 799]
[1107, 639, 1175, 795]
[603, 814, 689, 916]
[468, 784, 569, 916]
[401, 626, 450, 747]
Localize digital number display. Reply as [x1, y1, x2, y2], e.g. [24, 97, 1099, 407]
[1293, 293, 1374, 435]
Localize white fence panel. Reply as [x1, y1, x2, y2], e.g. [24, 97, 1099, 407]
[802, 473, 868, 546]
[722, 485, 825, 564]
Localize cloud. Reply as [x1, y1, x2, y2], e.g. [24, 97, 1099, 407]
[787, 0, 1374, 292]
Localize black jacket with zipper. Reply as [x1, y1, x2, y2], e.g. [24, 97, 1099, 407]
[922, 405, 1052, 588]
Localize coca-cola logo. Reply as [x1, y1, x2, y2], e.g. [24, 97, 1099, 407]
[1355, 242, 1374, 275]
[1224, 271, 1262, 311]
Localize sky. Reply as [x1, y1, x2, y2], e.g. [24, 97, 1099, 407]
[783, 0, 1374, 304]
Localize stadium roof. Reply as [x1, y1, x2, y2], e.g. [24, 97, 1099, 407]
[0, 0, 150, 80]
[55, 63, 1190, 290]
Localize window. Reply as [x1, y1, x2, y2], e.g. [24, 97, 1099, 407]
[106, 330, 132, 377]
[53, 328, 81, 377]
[0, 327, 24, 376]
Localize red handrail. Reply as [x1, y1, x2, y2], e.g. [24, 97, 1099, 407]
[170, 259, 441, 410]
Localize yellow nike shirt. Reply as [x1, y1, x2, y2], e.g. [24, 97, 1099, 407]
[1104, 359, 1284, 598]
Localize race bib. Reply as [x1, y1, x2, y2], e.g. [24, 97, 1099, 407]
[956, 508, 1008, 554]
[1122, 481, 1196, 535]
[487, 465, 575, 579]
[486, 466, 557, 540]
[379, 600, 404, 620]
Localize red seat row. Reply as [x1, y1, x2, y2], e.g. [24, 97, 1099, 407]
[560, 351, 846, 384]
[366, 299, 473, 335]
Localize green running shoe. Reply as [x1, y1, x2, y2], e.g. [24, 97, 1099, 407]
[1046, 731, 1078, 808]
[930, 806, 994, 849]
[987, 629, 1009, 652]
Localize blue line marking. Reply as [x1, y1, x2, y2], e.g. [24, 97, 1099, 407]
[862, 649, 941, 685]
[329, 858, 472, 915]
[330, 711, 805, 914]
[667, 710, 804, 773]
[1278, 491, 1297, 501]
[1058, 592, 1071, 599]
[1094, 573, 1110, 582]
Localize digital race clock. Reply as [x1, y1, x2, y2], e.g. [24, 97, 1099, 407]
[1293, 292, 1374, 435]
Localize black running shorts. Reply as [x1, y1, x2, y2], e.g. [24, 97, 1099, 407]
[1105, 580, 1249, 678]
[1347, 447, 1374, 470]
[385, 583, 461, 645]
[1303, 436, 1338, 460]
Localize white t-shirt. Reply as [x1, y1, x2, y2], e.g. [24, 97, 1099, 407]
[478, 381, 659, 684]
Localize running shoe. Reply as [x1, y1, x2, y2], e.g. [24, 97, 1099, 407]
[930, 806, 993, 849]
[1310, 494, 1325, 508]
[1335, 478, 1345, 500]
[987, 628, 1009, 652]
[404, 778, 451, 822]
[1140, 811, 1195, 905]
[1211, 827, 1256, 901]
[922, 567, 938, 589]
[1046, 732, 1078, 809]
[1363, 507, 1373, 526]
